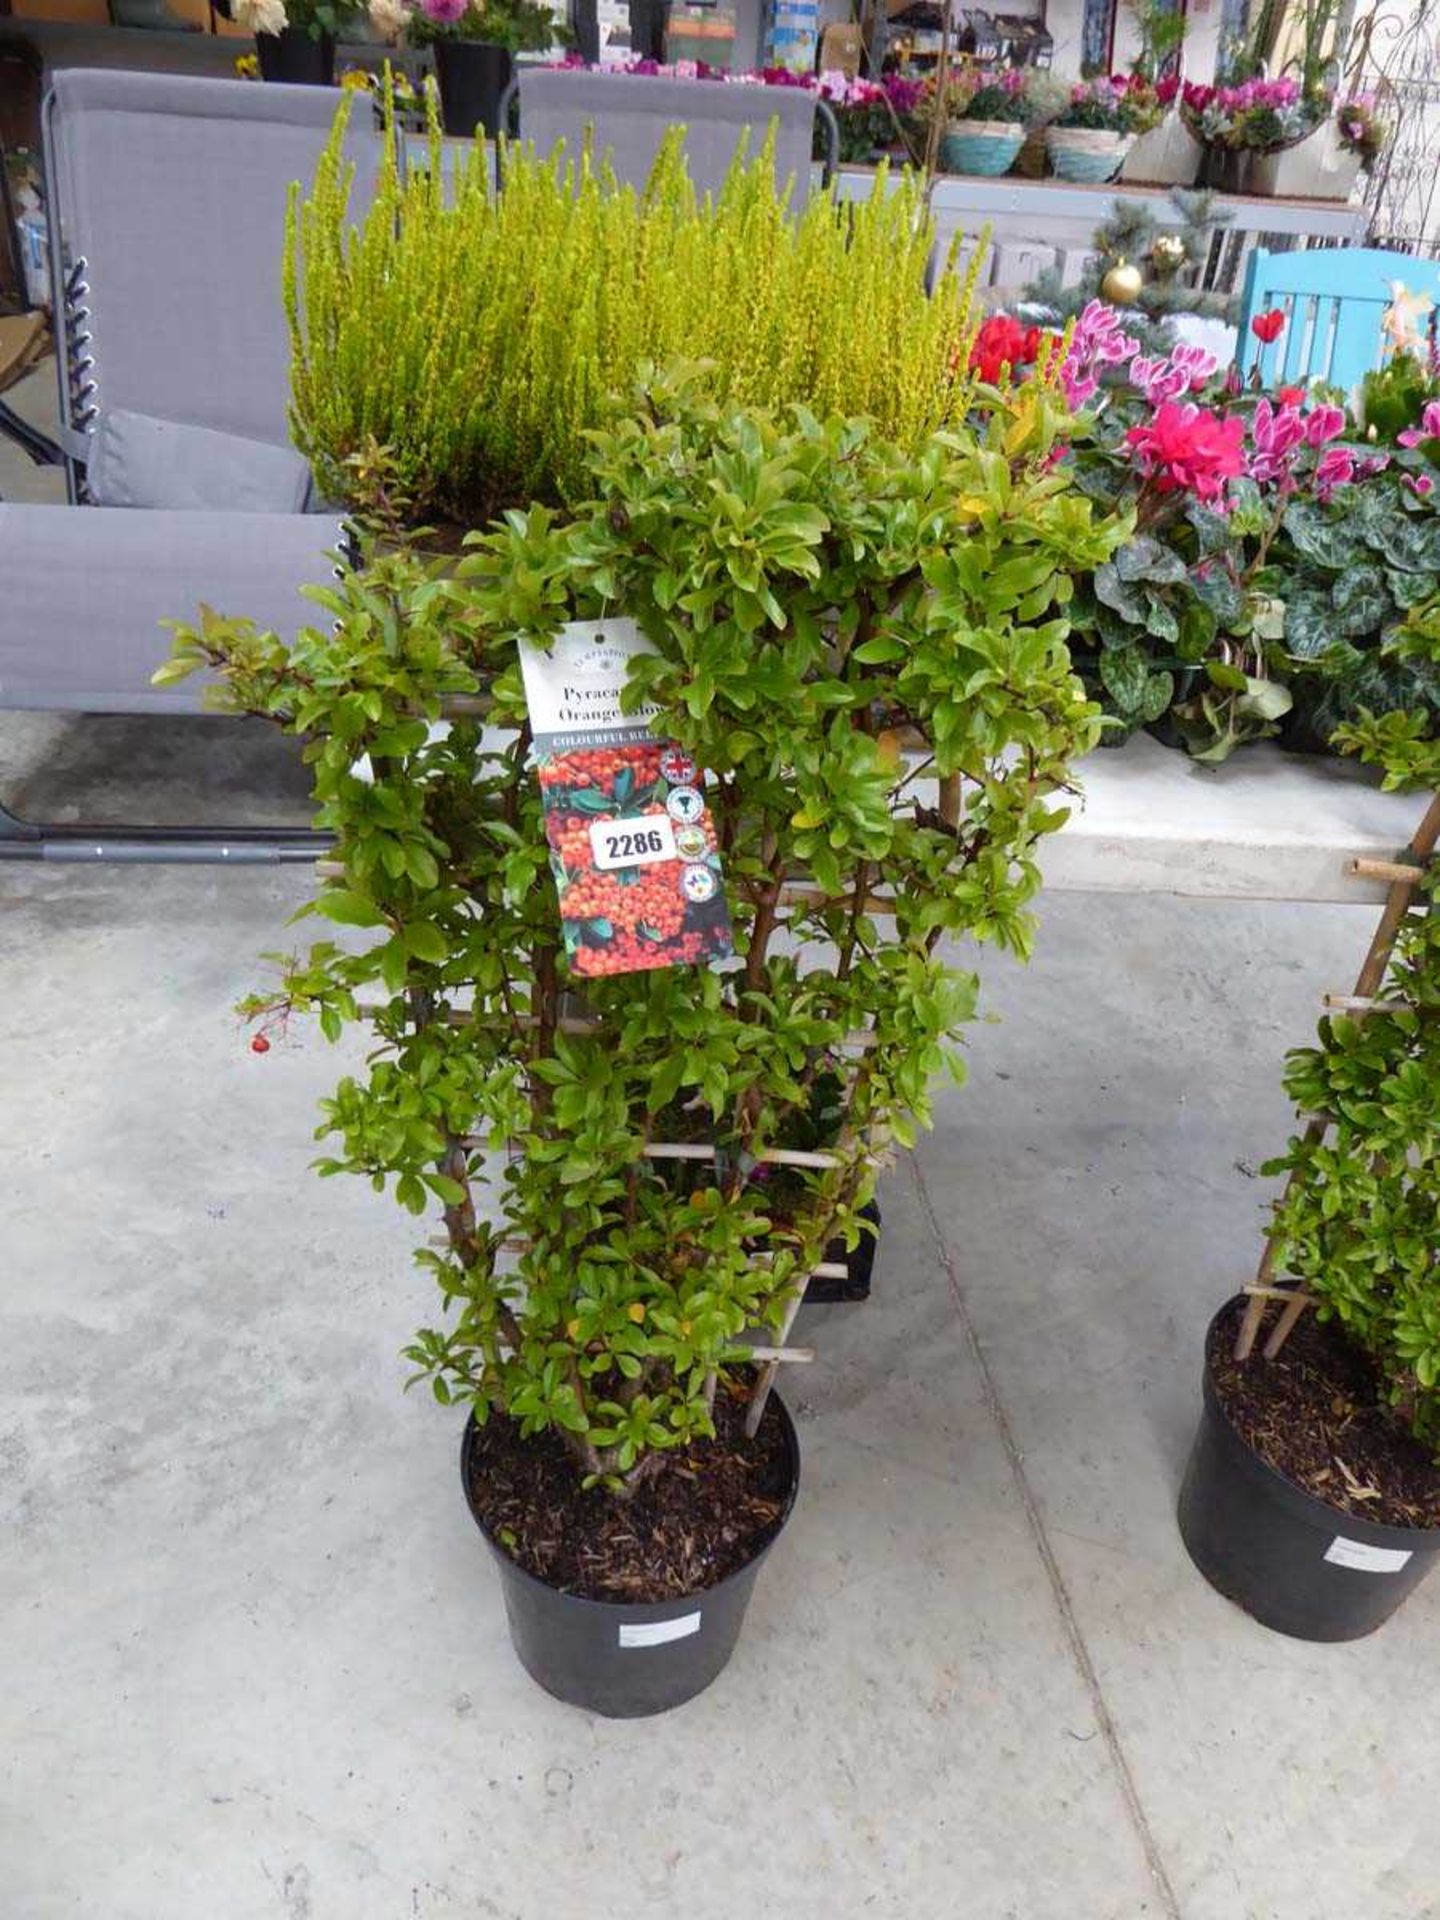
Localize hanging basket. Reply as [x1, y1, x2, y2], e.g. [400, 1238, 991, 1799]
[939, 119, 1026, 177]
[1045, 125, 1134, 185]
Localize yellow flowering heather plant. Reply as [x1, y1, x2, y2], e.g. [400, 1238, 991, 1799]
[285, 93, 986, 527]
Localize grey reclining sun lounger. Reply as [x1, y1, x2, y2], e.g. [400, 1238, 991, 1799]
[498, 68, 840, 206]
[0, 70, 381, 862]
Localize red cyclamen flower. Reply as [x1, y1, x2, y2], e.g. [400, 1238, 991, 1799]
[1251, 310, 1286, 344]
[1125, 401, 1247, 503]
[969, 314, 1044, 384]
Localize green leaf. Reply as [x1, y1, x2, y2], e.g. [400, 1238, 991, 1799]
[316, 889, 386, 929]
[1283, 590, 1336, 661]
[1191, 565, 1243, 627]
[402, 921, 449, 964]
[1094, 562, 1148, 626]
[1115, 535, 1189, 586]
[1282, 500, 1363, 571]
[1099, 645, 1150, 713]
[1137, 669, 1175, 725]
[1144, 591, 1179, 644]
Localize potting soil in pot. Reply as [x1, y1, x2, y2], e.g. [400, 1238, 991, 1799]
[465, 1380, 794, 1601]
[1207, 1297, 1440, 1528]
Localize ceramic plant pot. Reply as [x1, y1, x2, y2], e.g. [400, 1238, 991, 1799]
[939, 119, 1026, 177]
[1249, 121, 1362, 200]
[1046, 125, 1133, 184]
[1119, 114, 1201, 186]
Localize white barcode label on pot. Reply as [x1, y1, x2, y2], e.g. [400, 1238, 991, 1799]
[618, 1611, 702, 1648]
[1324, 1536, 1412, 1574]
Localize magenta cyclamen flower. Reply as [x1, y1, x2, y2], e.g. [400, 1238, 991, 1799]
[1407, 473, 1436, 497]
[1397, 400, 1440, 447]
[1302, 404, 1346, 447]
[421, 0, 467, 20]
[1313, 447, 1355, 501]
[1129, 344, 1220, 405]
[1248, 396, 1306, 484]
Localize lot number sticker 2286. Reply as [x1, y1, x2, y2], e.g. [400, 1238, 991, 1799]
[590, 815, 678, 871]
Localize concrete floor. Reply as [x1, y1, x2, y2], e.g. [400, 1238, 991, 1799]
[4, 368, 1440, 1920]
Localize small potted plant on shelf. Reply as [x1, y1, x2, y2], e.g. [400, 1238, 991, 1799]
[231, 0, 382, 83]
[1181, 74, 1329, 194]
[1179, 586, 1440, 1638]
[404, 0, 560, 137]
[817, 70, 924, 166]
[931, 63, 1033, 177]
[1251, 90, 1382, 199]
[1046, 74, 1150, 184]
[157, 365, 1126, 1713]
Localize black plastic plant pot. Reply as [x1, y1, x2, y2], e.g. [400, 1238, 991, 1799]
[461, 1395, 800, 1716]
[255, 27, 336, 84]
[810, 1198, 881, 1303]
[1178, 1299, 1440, 1641]
[433, 39, 514, 140]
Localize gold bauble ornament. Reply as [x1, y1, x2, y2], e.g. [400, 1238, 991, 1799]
[1100, 258, 1144, 306]
[1151, 233, 1187, 274]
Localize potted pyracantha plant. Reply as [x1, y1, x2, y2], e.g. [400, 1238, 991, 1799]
[158, 361, 1124, 1714]
[1179, 587, 1440, 1639]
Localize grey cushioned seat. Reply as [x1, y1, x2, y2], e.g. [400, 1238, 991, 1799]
[0, 504, 343, 714]
[511, 69, 827, 206]
[42, 68, 381, 504]
[0, 74, 379, 859]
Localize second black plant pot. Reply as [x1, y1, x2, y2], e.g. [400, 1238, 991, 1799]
[810, 1198, 881, 1303]
[433, 39, 514, 140]
[255, 27, 335, 85]
[462, 1395, 800, 1716]
[1178, 1299, 1440, 1641]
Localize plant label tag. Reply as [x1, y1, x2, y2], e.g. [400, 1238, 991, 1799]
[590, 814, 677, 871]
[1323, 1536, 1413, 1574]
[618, 1612, 702, 1648]
[517, 619, 733, 978]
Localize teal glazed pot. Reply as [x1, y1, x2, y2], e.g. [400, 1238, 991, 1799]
[940, 121, 1025, 176]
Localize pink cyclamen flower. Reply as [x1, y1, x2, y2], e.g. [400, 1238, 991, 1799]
[1303, 403, 1347, 447]
[1397, 400, 1440, 447]
[421, 0, 466, 20]
[1313, 447, 1356, 500]
[1247, 396, 1306, 483]
[1407, 472, 1436, 497]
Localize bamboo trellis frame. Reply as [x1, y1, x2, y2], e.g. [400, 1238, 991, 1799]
[1235, 791, 1440, 1363]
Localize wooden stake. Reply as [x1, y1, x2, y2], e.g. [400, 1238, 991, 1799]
[1323, 994, 1410, 1014]
[1262, 1290, 1315, 1359]
[745, 1273, 812, 1438]
[1236, 790, 1440, 1361]
[743, 1346, 814, 1365]
[1348, 856, 1429, 886]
